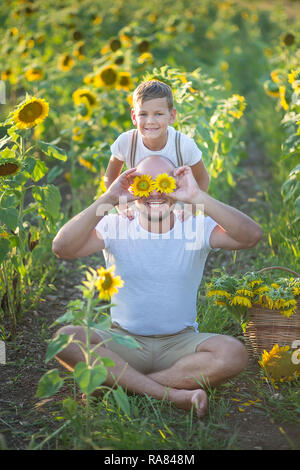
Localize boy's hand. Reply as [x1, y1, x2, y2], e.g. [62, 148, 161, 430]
[116, 204, 136, 220]
[169, 166, 201, 204]
[174, 207, 193, 222]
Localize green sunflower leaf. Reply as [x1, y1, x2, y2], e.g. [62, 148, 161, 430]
[36, 369, 64, 398]
[0, 207, 19, 231]
[74, 362, 107, 395]
[37, 140, 67, 161]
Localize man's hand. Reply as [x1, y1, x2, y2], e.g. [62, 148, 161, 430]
[169, 166, 201, 205]
[105, 168, 140, 207]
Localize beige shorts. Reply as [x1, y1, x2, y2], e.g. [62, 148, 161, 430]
[94, 323, 218, 374]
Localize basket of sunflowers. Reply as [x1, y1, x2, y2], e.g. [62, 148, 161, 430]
[206, 266, 300, 358]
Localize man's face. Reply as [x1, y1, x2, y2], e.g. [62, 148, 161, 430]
[134, 159, 175, 224]
[131, 97, 176, 144]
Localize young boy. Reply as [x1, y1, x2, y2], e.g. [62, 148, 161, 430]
[104, 80, 210, 218]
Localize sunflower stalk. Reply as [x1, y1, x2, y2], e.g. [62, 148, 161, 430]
[84, 289, 93, 437]
[0, 262, 16, 334]
[16, 137, 31, 306]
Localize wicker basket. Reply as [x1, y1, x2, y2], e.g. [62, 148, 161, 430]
[244, 266, 300, 358]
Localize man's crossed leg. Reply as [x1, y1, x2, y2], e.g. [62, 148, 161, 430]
[54, 325, 248, 418]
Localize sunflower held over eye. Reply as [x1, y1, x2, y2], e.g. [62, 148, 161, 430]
[131, 174, 155, 197]
[154, 173, 176, 194]
[95, 265, 124, 301]
[12, 96, 49, 129]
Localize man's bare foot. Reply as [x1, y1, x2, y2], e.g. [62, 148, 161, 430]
[170, 388, 208, 418]
[191, 390, 208, 418]
[83, 388, 208, 418]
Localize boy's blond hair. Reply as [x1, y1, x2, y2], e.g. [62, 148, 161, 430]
[133, 80, 174, 110]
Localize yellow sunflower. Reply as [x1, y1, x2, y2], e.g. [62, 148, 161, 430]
[1, 69, 17, 84]
[58, 53, 75, 71]
[249, 278, 263, 287]
[270, 70, 281, 84]
[154, 173, 176, 194]
[280, 307, 297, 318]
[253, 285, 269, 294]
[279, 86, 289, 110]
[73, 41, 85, 60]
[109, 38, 122, 52]
[72, 126, 84, 142]
[79, 157, 95, 172]
[94, 65, 118, 88]
[293, 286, 300, 296]
[76, 97, 92, 121]
[95, 265, 124, 301]
[93, 15, 103, 25]
[288, 69, 300, 93]
[131, 174, 155, 198]
[259, 344, 300, 383]
[207, 289, 231, 298]
[230, 295, 252, 308]
[72, 88, 97, 107]
[138, 52, 153, 65]
[116, 72, 133, 91]
[13, 96, 49, 129]
[236, 288, 254, 297]
[228, 94, 246, 119]
[264, 80, 280, 98]
[281, 32, 295, 46]
[25, 67, 44, 81]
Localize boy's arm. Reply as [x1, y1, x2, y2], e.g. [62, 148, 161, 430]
[52, 168, 139, 260]
[190, 160, 210, 192]
[104, 155, 124, 189]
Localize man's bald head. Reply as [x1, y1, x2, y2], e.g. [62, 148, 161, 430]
[136, 155, 176, 178]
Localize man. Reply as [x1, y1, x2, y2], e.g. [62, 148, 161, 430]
[52, 155, 262, 418]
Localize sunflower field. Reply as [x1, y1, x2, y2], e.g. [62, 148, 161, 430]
[0, 0, 300, 452]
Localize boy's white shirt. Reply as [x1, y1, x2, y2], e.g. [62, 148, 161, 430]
[110, 126, 202, 167]
[95, 213, 218, 335]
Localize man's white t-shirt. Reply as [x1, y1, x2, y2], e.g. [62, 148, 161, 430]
[95, 214, 218, 335]
[110, 126, 202, 168]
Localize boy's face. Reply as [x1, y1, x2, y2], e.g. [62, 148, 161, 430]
[131, 97, 176, 146]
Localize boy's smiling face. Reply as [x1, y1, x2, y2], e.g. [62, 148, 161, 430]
[131, 97, 176, 150]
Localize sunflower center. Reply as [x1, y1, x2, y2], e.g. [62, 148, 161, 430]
[81, 93, 96, 105]
[0, 162, 19, 176]
[137, 180, 150, 191]
[18, 101, 43, 122]
[63, 55, 72, 66]
[160, 179, 169, 188]
[102, 273, 113, 290]
[120, 76, 129, 86]
[101, 68, 117, 85]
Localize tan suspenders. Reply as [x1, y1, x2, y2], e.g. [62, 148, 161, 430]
[175, 130, 183, 166]
[129, 129, 183, 168]
[129, 129, 138, 169]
